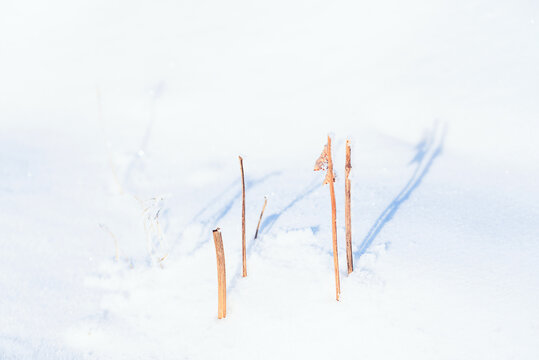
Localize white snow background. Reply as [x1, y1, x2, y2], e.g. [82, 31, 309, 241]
[1, 0, 538, 359]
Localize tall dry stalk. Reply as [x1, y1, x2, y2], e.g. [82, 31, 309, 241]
[345, 140, 353, 274]
[239, 156, 247, 277]
[213, 228, 226, 319]
[327, 137, 341, 300]
[314, 136, 341, 301]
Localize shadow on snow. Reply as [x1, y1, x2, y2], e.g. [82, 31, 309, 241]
[353, 123, 446, 260]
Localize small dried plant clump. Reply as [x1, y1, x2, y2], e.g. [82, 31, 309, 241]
[314, 145, 335, 185]
[140, 196, 168, 266]
[97, 89, 169, 268]
[314, 145, 329, 171]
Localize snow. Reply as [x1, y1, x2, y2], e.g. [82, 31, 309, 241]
[1, 0, 539, 358]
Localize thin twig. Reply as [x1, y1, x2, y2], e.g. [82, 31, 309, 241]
[254, 196, 268, 240]
[345, 140, 353, 274]
[239, 156, 247, 277]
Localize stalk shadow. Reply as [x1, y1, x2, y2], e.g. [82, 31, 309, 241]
[259, 180, 320, 236]
[354, 123, 446, 260]
[182, 171, 280, 256]
[227, 180, 320, 292]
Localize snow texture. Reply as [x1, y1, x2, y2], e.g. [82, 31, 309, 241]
[1, 0, 539, 359]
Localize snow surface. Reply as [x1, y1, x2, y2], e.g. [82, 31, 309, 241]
[1, 0, 539, 359]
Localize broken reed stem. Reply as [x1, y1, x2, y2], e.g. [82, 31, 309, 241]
[327, 136, 341, 300]
[239, 156, 247, 277]
[345, 140, 353, 274]
[213, 228, 226, 319]
[254, 196, 268, 239]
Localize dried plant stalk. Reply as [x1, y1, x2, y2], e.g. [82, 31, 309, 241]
[239, 156, 247, 277]
[326, 136, 341, 300]
[345, 140, 353, 274]
[213, 228, 226, 319]
[254, 196, 268, 239]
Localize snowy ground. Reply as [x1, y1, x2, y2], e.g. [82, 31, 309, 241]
[1, 0, 539, 359]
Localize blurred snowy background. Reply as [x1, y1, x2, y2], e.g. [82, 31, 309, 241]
[1, 0, 538, 359]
